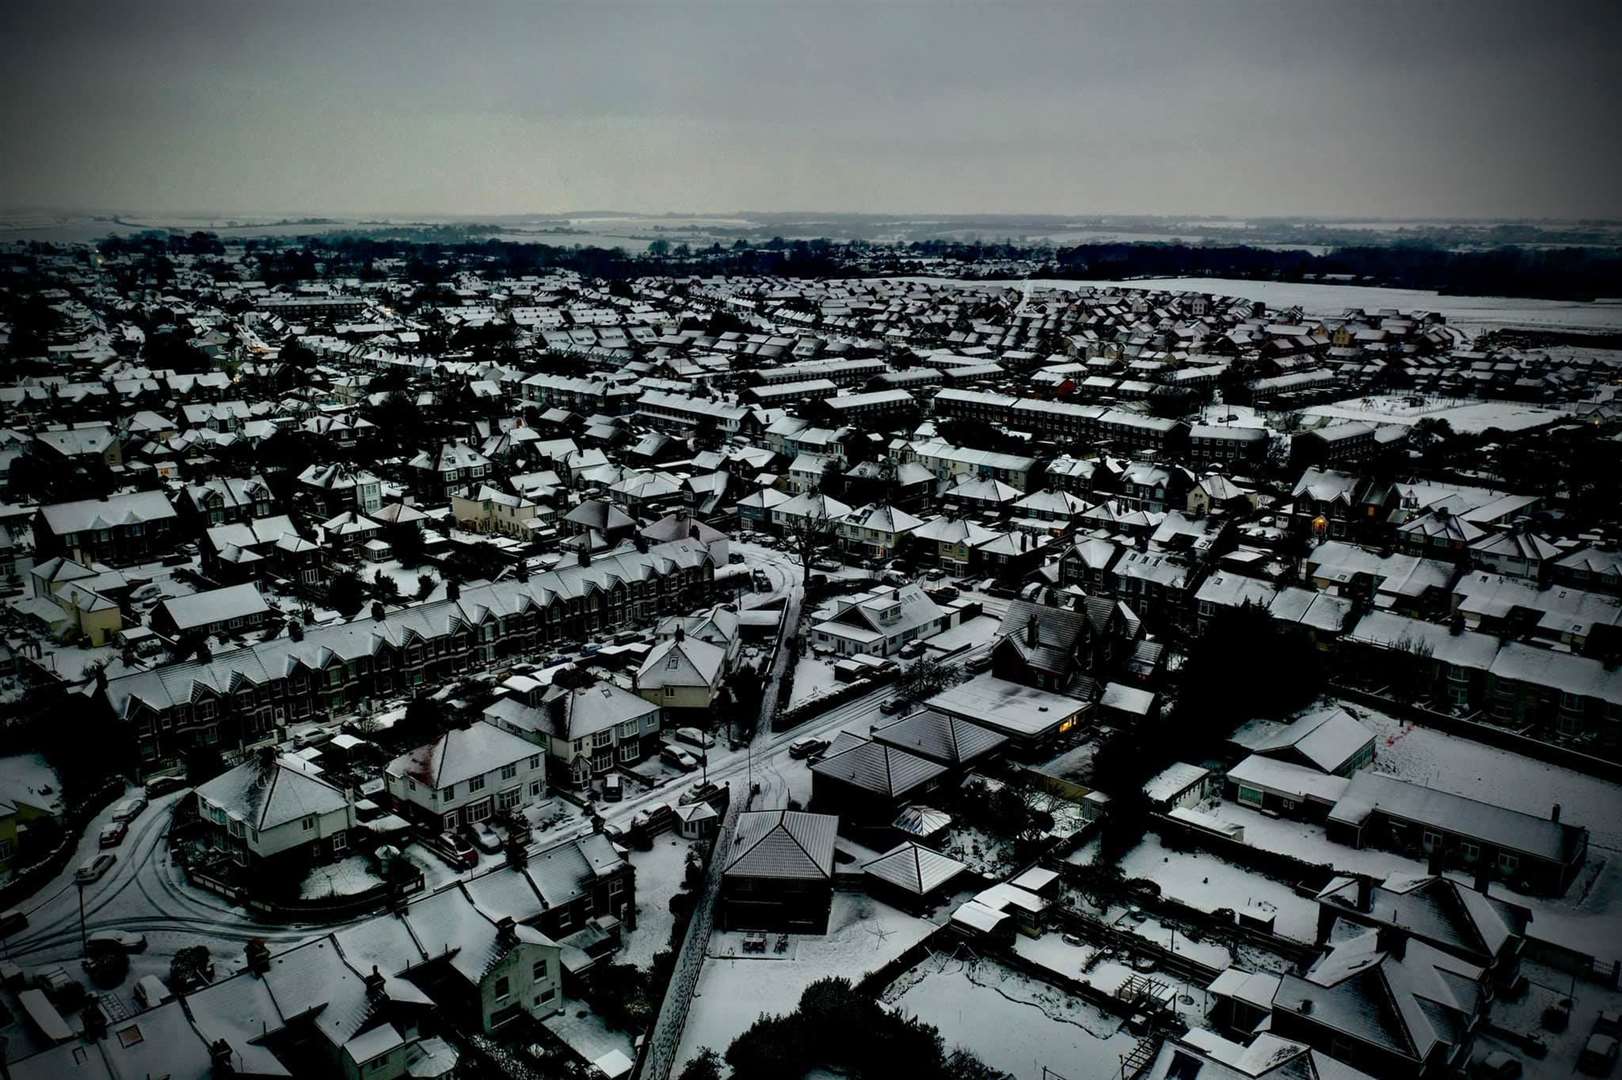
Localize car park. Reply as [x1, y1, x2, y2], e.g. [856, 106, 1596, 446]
[75, 853, 116, 884]
[98, 821, 128, 848]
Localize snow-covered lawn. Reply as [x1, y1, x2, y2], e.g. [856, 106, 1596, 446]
[299, 854, 382, 900]
[1351, 702, 1622, 850]
[620, 835, 694, 970]
[1117, 833, 1319, 943]
[924, 614, 1002, 655]
[786, 655, 840, 709]
[1303, 394, 1568, 434]
[674, 892, 938, 1068]
[1104, 906, 1233, 971]
[883, 954, 1141, 1080]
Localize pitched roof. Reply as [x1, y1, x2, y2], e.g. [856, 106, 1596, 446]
[724, 810, 837, 880]
[809, 731, 947, 797]
[861, 842, 966, 896]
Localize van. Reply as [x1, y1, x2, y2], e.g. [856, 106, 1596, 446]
[603, 773, 623, 802]
[134, 974, 172, 1010]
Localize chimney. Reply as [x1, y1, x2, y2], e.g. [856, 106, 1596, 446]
[447, 580, 460, 602]
[364, 964, 386, 1000]
[1427, 840, 1446, 876]
[245, 938, 271, 974]
[634, 534, 649, 553]
[209, 1039, 235, 1075]
[496, 915, 517, 945]
[1026, 615, 1040, 648]
[675, 624, 686, 642]
[1551, 803, 1561, 824]
[1354, 874, 1374, 912]
[1377, 924, 1407, 961]
[1475, 846, 1495, 894]
[578, 547, 592, 567]
[371, 601, 386, 621]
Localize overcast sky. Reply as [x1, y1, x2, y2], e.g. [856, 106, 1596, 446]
[2, 0, 1618, 220]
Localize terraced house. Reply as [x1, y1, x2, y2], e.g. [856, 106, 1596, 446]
[97, 538, 717, 765]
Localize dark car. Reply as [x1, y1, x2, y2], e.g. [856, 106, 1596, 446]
[429, 832, 478, 870]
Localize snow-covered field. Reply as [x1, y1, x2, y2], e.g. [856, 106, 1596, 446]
[674, 892, 938, 1068]
[884, 954, 1141, 1080]
[1116, 833, 1318, 942]
[1011, 277, 1622, 334]
[1303, 394, 1569, 434]
[1353, 702, 1622, 851]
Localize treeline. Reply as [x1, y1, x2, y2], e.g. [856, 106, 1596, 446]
[76, 229, 1622, 300]
[1044, 241, 1622, 301]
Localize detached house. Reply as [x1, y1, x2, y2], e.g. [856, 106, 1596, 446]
[385, 720, 548, 833]
[810, 583, 953, 658]
[634, 629, 727, 711]
[34, 490, 180, 566]
[194, 753, 357, 871]
[484, 675, 661, 788]
[411, 440, 492, 501]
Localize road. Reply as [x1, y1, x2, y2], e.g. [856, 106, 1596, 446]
[0, 541, 1002, 984]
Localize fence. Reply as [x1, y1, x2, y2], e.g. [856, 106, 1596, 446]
[634, 788, 750, 1080]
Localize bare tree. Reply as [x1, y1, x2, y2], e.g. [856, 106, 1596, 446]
[784, 501, 837, 588]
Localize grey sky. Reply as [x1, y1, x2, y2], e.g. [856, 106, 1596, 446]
[2, 0, 1618, 220]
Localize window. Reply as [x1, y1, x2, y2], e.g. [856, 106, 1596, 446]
[1422, 830, 1442, 852]
[1497, 852, 1519, 873]
[529, 780, 543, 797]
[500, 764, 518, 781]
[528, 754, 541, 770]
[532, 959, 550, 982]
[441, 784, 456, 801]
[493, 976, 510, 1002]
[1461, 841, 1481, 860]
[468, 775, 486, 793]
[1237, 785, 1264, 808]
[302, 816, 316, 831]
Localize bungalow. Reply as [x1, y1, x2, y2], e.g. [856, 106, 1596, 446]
[811, 583, 952, 658]
[869, 708, 1007, 768]
[809, 732, 947, 822]
[1230, 707, 1377, 777]
[861, 842, 968, 910]
[153, 582, 271, 640]
[1325, 771, 1588, 896]
[926, 674, 1090, 754]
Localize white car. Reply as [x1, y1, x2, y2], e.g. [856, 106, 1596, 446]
[87, 929, 147, 953]
[76, 853, 117, 884]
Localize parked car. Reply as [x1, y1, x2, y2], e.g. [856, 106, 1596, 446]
[929, 585, 959, 604]
[465, 821, 503, 854]
[661, 746, 699, 772]
[144, 775, 186, 798]
[429, 832, 478, 869]
[0, 909, 27, 937]
[789, 738, 830, 759]
[86, 930, 147, 953]
[98, 821, 128, 849]
[680, 781, 723, 806]
[752, 570, 772, 589]
[811, 558, 842, 572]
[879, 697, 909, 714]
[134, 974, 172, 1009]
[110, 797, 148, 823]
[923, 569, 946, 582]
[1473, 1052, 1522, 1080]
[75, 853, 116, 884]
[965, 653, 994, 674]
[603, 773, 623, 802]
[674, 727, 716, 749]
[897, 640, 926, 659]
